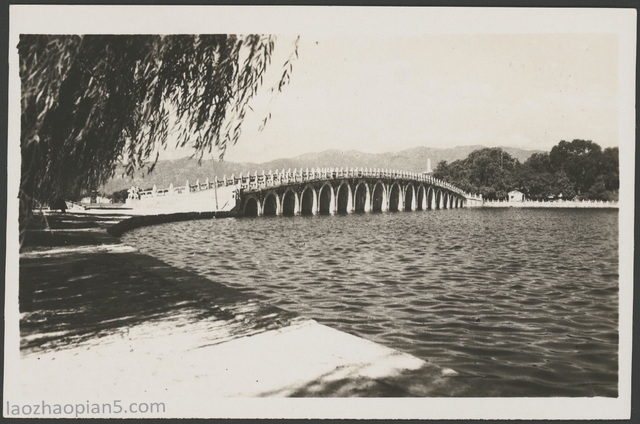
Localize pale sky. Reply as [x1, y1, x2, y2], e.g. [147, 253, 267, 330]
[165, 33, 619, 163]
[8, 6, 627, 165]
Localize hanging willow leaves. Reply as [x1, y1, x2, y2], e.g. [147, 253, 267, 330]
[19, 34, 298, 230]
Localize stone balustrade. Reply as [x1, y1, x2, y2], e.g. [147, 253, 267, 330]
[133, 167, 474, 200]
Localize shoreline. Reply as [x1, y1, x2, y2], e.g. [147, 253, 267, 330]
[482, 200, 618, 208]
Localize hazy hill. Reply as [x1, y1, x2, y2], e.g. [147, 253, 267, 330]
[102, 145, 541, 193]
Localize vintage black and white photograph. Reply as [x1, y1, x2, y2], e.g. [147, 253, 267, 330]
[4, 5, 635, 419]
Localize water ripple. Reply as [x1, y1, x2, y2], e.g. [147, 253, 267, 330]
[124, 208, 618, 397]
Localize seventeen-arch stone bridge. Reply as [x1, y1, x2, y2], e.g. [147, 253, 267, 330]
[128, 167, 483, 215]
[240, 168, 472, 216]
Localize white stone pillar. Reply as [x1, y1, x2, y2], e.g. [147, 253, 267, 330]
[257, 198, 264, 217]
[311, 187, 318, 215]
[276, 193, 283, 216]
[382, 184, 390, 212]
[411, 187, 417, 211]
[294, 192, 301, 215]
[346, 185, 354, 213]
[363, 184, 371, 213]
[329, 186, 337, 215]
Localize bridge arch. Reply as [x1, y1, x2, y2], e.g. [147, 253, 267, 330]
[318, 182, 335, 215]
[243, 194, 261, 217]
[388, 182, 403, 212]
[262, 191, 280, 216]
[353, 180, 371, 213]
[281, 188, 299, 216]
[300, 184, 318, 215]
[403, 183, 417, 211]
[371, 180, 387, 212]
[335, 182, 353, 214]
[434, 188, 442, 210]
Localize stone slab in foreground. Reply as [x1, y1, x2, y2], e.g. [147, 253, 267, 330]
[18, 317, 452, 400]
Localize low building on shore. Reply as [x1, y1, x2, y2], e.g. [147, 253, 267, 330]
[508, 190, 525, 202]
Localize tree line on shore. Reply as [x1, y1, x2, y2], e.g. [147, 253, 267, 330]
[18, 34, 297, 240]
[433, 139, 619, 201]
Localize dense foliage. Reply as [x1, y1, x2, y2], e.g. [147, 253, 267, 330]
[433, 140, 618, 201]
[19, 34, 297, 226]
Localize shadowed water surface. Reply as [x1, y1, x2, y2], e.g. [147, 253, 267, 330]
[123, 208, 618, 397]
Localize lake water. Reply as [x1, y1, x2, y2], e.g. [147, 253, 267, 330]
[123, 208, 618, 397]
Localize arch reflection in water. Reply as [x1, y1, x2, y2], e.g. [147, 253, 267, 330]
[263, 193, 279, 216]
[318, 184, 333, 215]
[336, 184, 351, 214]
[404, 184, 415, 211]
[354, 183, 369, 213]
[244, 197, 259, 217]
[282, 190, 297, 216]
[301, 186, 316, 215]
[389, 183, 401, 212]
[372, 182, 385, 212]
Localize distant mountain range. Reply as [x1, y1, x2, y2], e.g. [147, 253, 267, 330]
[102, 145, 542, 193]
